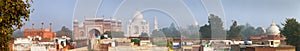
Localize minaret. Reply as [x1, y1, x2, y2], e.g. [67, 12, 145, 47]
[41, 21, 44, 29]
[50, 22, 52, 32]
[73, 19, 78, 37]
[32, 23, 34, 29]
[154, 16, 158, 30]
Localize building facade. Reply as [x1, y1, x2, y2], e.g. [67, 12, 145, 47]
[249, 22, 286, 47]
[73, 17, 122, 39]
[127, 11, 150, 37]
[23, 22, 56, 41]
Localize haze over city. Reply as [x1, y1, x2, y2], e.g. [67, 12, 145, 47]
[25, 0, 300, 31]
[3, 0, 300, 51]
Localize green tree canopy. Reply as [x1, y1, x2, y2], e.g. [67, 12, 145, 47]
[56, 26, 72, 37]
[200, 14, 226, 39]
[209, 14, 226, 39]
[0, 0, 33, 50]
[240, 23, 256, 39]
[227, 20, 242, 39]
[110, 31, 125, 38]
[160, 23, 181, 39]
[102, 31, 112, 39]
[281, 18, 300, 51]
[183, 25, 201, 39]
[102, 31, 125, 38]
[139, 32, 149, 38]
[199, 24, 211, 39]
[131, 38, 140, 46]
[151, 30, 165, 38]
[255, 27, 265, 35]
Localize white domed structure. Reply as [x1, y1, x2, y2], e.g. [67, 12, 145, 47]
[127, 11, 150, 37]
[73, 19, 78, 22]
[133, 11, 144, 21]
[249, 22, 286, 47]
[266, 22, 280, 35]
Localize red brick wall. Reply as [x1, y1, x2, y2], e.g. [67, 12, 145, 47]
[24, 29, 55, 38]
[42, 31, 55, 38]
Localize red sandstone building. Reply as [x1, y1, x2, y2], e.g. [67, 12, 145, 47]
[73, 17, 122, 39]
[24, 22, 56, 41]
[72, 17, 122, 48]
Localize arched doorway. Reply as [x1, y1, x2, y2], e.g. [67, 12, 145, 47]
[89, 29, 100, 38]
[80, 31, 85, 36]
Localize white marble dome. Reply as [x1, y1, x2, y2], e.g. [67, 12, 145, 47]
[127, 11, 150, 37]
[266, 22, 280, 35]
[133, 11, 144, 21]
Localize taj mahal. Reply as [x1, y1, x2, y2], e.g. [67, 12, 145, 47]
[126, 11, 158, 37]
[73, 11, 158, 38]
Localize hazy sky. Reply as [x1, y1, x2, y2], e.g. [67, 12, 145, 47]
[25, 0, 300, 31]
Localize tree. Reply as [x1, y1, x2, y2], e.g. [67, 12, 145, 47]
[139, 32, 149, 38]
[160, 28, 171, 37]
[167, 39, 173, 49]
[281, 18, 300, 51]
[168, 23, 181, 39]
[160, 23, 181, 39]
[56, 26, 72, 37]
[183, 25, 201, 39]
[151, 30, 165, 38]
[181, 28, 200, 39]
[199, 24, 211, 39]
[110, 31, 125, 38]
[240, 23, 256, 39]
[131, 38, 140, 46]
[0, 0, 33, 50]
[102, 31, 125, 38]
[255, 27, 265, 35]
[227, 20, 242, 39]
[151, 30, 168, 46]
[101, 31, 112, 39]
[209, 14, 226, 39]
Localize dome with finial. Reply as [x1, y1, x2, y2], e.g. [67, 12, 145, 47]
[133, 11, 144, 21]
[266, 22, 280, 35]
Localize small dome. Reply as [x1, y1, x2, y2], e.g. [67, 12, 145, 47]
[73, 19, 78, 22]
[266, 22, 280, 35]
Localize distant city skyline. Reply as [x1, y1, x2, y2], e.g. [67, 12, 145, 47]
[24, 0, 300, 31]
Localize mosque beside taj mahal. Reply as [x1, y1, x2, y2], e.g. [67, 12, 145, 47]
[73, 17, 122, 39]
[73, 10, 159, 39]
[71, 10, 157, 50]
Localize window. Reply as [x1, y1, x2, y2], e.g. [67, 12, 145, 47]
[270, 41, 274, 45]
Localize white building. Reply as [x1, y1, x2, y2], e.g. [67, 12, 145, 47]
[265, 22, 283, 47]
[127, 11, 150, 37]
